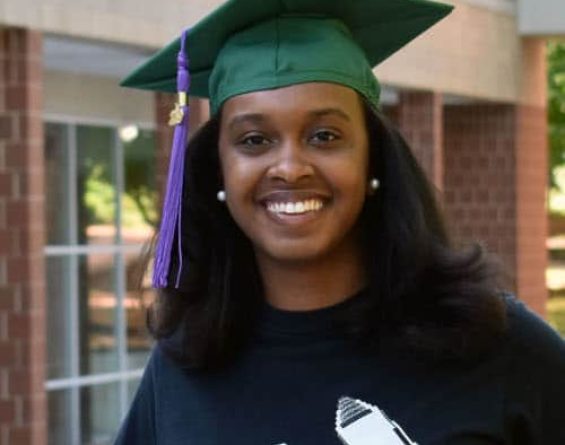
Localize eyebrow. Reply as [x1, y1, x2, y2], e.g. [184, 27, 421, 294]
[309, 108, 352, 122]
[227, 113, 265, 131]
[227, 107, 352, 130]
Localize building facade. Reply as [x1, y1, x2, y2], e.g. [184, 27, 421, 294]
[0, 0, 560, 443]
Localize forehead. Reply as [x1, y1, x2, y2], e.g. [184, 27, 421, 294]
[221, 82, 364, 120]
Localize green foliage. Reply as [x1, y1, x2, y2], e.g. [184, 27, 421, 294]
[123, 132, 158, 229]
[81, 128, 158, 230]
[549, 42, 565, 190]
[84, 164, 115, 225]
[548, 293, 565, 337]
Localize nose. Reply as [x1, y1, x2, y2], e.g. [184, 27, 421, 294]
[267, 140, 314, 183]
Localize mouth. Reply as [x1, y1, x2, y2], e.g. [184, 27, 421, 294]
[257, 190, 331, 226]
[265, 199, 324, 216]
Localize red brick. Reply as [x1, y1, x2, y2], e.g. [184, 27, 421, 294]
[0, 290, 15, 311]
[0, 342, 15, 367]
[9, 426, 32, 444]
[14, 393, 41, 426]
[0, 400, 15, 423]
[5, 86, 29, 110]
[8, 369, 30, 396]
[7, 366, 43, 397]
[17, 288, 44, 314]
[7, 312, 31, 339]
[0, 230, 11, 257]
[5, 142, 29, 168]
[7, 257, 27, 284]
[15, 58, 42, 87]
[0, 117, 12, 140]
[18, 116, 43, 143]
[0, 173, 13, 198]
[6, 201, 28, 226]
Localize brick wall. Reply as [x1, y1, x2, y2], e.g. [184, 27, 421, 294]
[396, 91, 444, 189]
[386, 94, 548, 316]
[0, 28, 47, 444]
[443, 103, 548, 314]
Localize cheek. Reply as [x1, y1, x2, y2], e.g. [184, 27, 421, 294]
[221, 153, 257, 197]
[339, 173, 369, 221]
[334, 156, 370, 226]
[219, 145, 241, 189]
[218, 151, 262, 229]
[333, 150, 370, 200]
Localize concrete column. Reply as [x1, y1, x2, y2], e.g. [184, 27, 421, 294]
[0, 28, 47, 445]
[515, 104, 548, 315]
[515, 38, 549, 315]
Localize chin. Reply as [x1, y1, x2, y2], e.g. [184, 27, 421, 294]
[256, 238, 342, 265]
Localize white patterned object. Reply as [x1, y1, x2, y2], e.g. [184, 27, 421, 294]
[335, 397, 418, 445]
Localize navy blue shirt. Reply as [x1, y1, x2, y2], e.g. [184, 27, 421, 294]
[114, 296, 565, 444]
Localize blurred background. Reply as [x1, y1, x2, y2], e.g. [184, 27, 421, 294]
[0, 0, 564, 444]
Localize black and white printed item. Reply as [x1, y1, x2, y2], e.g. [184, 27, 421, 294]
[336, 397, 417, 445]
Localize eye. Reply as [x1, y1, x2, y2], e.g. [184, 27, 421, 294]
[238, 133, 270, 147]
[310, 130, 340, 144]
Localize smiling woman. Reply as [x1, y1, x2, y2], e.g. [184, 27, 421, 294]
[114, 0, 565, 444]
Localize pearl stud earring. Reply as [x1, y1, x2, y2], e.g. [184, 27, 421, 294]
[370, 178, 380, 191]
[217, 190, 226, 202]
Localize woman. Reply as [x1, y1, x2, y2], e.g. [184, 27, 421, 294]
[116, 0, 565, 443]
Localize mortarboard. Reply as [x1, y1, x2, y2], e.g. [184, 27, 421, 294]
[121, 0, 454, 288]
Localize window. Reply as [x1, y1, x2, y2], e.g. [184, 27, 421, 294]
[44, 120, 157, 444]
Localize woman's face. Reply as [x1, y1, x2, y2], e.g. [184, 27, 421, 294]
[218, 82, 370, 265]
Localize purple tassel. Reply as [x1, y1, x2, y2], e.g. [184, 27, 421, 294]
[153, 29, 190, 288]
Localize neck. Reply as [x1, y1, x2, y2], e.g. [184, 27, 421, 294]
[256, 243, 366, 311]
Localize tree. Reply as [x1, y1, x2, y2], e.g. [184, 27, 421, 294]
[549, 42, 565, 190]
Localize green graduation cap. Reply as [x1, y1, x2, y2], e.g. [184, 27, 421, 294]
[121, 0, 454, 289]
[122, 0, 453, 114]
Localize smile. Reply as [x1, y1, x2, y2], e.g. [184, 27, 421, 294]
[266, 199, 324, 215]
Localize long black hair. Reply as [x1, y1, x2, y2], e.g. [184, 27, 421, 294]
[148, 102, 507, 370]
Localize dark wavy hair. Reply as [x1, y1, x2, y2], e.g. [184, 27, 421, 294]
[147, 101, 507, 370]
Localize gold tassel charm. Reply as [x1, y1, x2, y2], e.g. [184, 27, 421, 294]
[168, 103, 184, 126]
[168, 92, 188, 126]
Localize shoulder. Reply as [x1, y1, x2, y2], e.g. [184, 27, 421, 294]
[145, 342, 192, 378]
[497, 295, 565, 442]
[133, 346, 165, 394]
[501, 293, 565, 368]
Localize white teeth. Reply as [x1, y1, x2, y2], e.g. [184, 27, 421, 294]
[266, 200, 324, 215]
